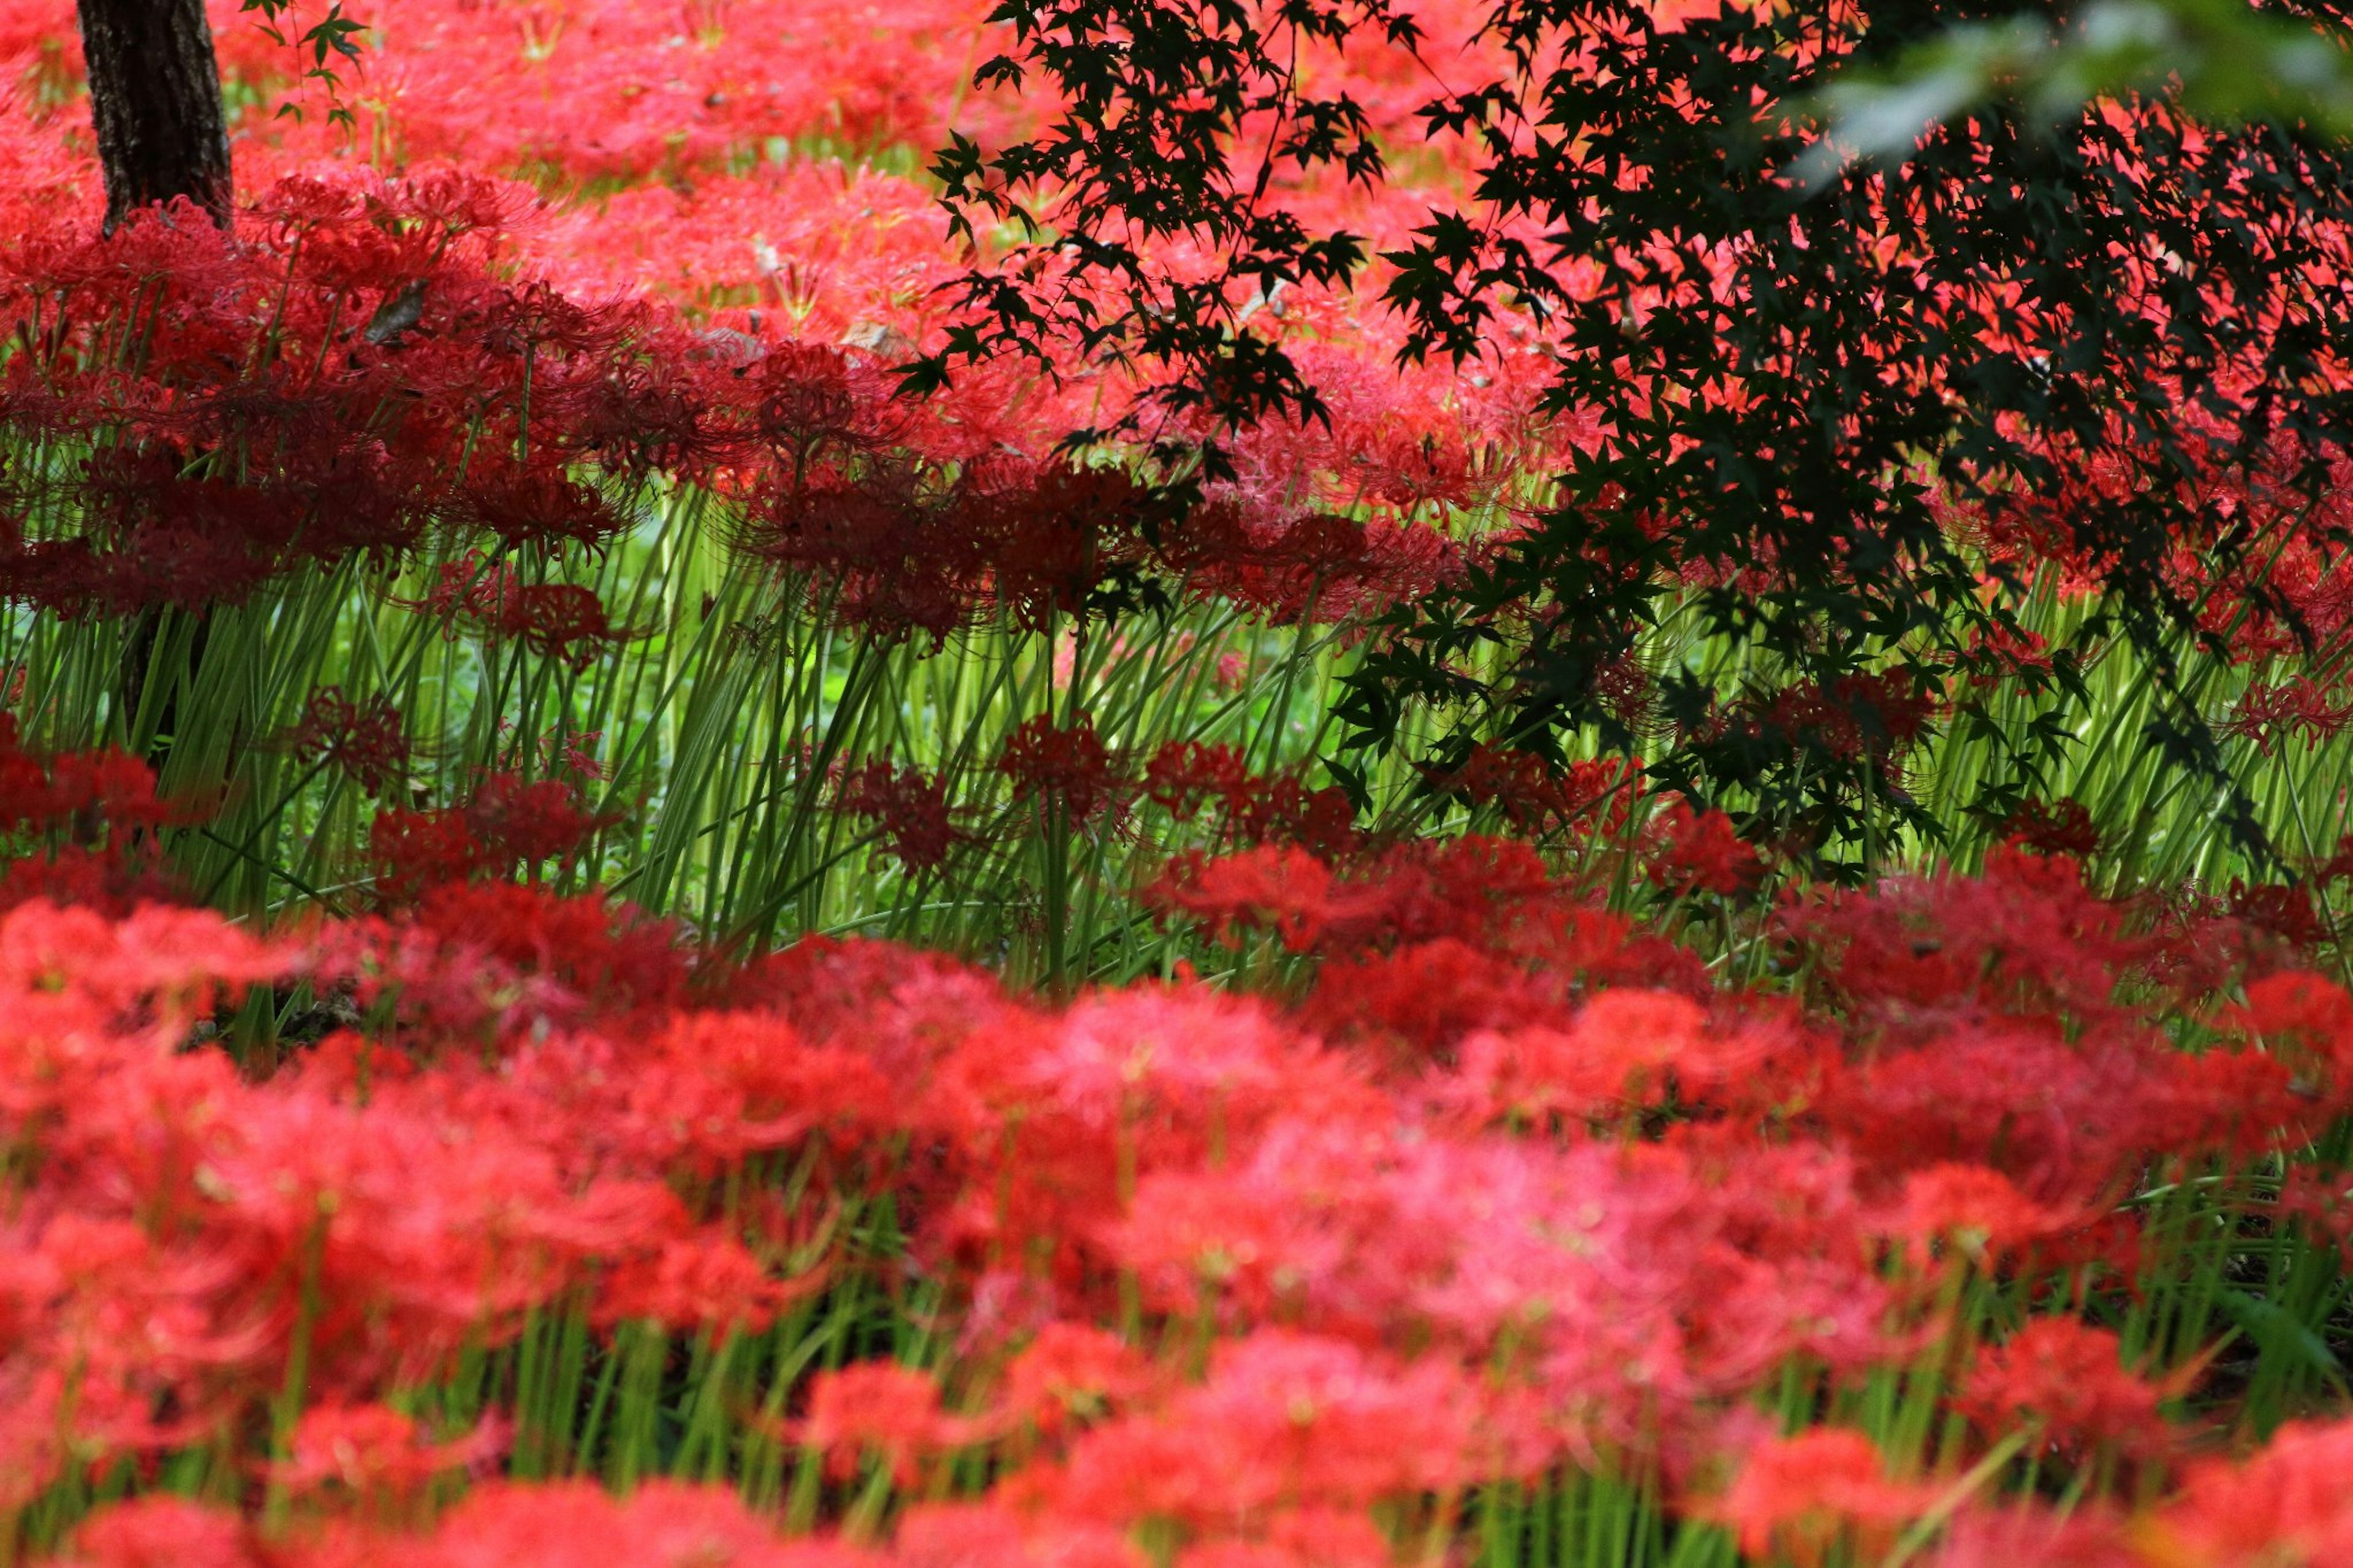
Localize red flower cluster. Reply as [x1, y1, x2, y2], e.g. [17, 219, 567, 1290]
[1143, 741, 1361, 858]
[0, 716, 189, 915]
[285, 687, 411, 797]
[0, 823, 2341, 1561]
[371, 772, 619, 900]
[833, 759, 960, 873]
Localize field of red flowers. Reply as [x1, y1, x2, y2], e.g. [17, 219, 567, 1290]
[1, 3, 2352, 1566]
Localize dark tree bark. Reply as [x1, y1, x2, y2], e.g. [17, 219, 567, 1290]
[76, 0, 232, 233]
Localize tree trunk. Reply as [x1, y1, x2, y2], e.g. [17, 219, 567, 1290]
[76, 0, 232, 233]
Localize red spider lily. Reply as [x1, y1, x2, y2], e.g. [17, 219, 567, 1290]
[1042, 1334, 1493, 1528]
[1955, 1319, 2178, 1464]
[1642, 802, 1763, 897]
[1698, 672, 1947, 773]
[1143, 742, 1362, 857]
[462, 773, 621, 869]
[480, 582, 648, 672]
[2, 0, 2351, 1553]
[401, 553, 526, 630]
[2222, 677, 2353, 754]
[286, 687, 411, 796]
[834, 760, 961, 872]
[0, 716, 187, 838]
[2150, 1416, 2353, 1566]
[994, 1324, 1155, 1438]
[1148, 845, 1349, 951]
[621, 1010, 894, 1177]
[1882, 1163, 2082, 1268]
[1162, 505, 1464, 626]
[1925, 1503, 2139, 1568]
[595, 1228, 817, 1335]
[0, 822, 2346, 1561]
[273, 1401, 508, 1504]
[368, 806, 480, 902]
[451, 469, 635, 556]
[795, 1363, 981, 1484]
[2239, 971, 2353, 1091]
[2227, 879, 2333, 950]
[890, 1501, 1143, 1568]
[1440, 987, 1715, 1121]
[1423, 745, 1640, 839]
[58, 1496, 256, 1568]
[2001, 797, 2103, 859]
[959, 461, 1167, 629]
[1948, 623, 2056, 689]
[370, 773, 620, 900]
[1143, 741, 1251, 819]
[1712, 1428, 1928, 1567]
[996, 716, 1131, 825]
[371, 1479, 873, 1568]
[398, 882, 694, 1020]
[1154, 835, 1596, 963]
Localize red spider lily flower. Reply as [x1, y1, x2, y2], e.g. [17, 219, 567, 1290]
[0, 847, 189, 923]
[1949, 623, 2056, 689]
[1642, 802, 1764, 896]
[1143, 740, 1251, 819]
[371, 775, 620, 900]
[0, 898, 284, 1025]
[0, 717, 191, 839]
[2222, 677, 2353, 754]
[273, 1401, 508, 1503]
[2150, 1415, 2353, 1566]
[995, 1324, 1155, 1437]
[960, 460, 1165, 629]
[400, 558, 648, 672]
[596, 1229, 811, 1335]
[1148, 845, 1341, 951]
[796, 1363, 980, 1484]
[1999, 796, 2104, 859]
[623, 1010, 894, 1176]
[61, 1497, 255, 1568]
[1955, 1319, 2177, 1463]
[834, 759, 961, 871]
[1045, 1334, 1489, 1528]
[1926, 1503, 2139, 1568]
[2240, 971, 2353, 1088]
[996, 716, 1131, 824]
[1143, 743, 1360, 856]
[0, 723, 213, 915]
[42, 747, 183, 834]
[1713, 1428, 1930, 1566]
[401, 552, 526, 628]
[370, 806, 482, 902]
[1304, 938, 1552, 1064]
[401, 882, 694, 1020]
[1703, 672, 1947, 773]
[1175, 1509, 1400, 1568]
[2226, 879, 2332, 950]
[892, 1502, 1143, 1568]
[2317, 835, 2353, 889]
[286, 686, 411, 796]
[453, 468, 635, 556]
[1882, 1163, 2081, 1267]
[1447, 987, 1712, 1119]
[1819, 1025, 2170, 1205]
[1424, 744, 1640, 839]
[483, 581, 649, 672]
[365, 1479, 873, 1568]
[463, 773, 623, 869]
